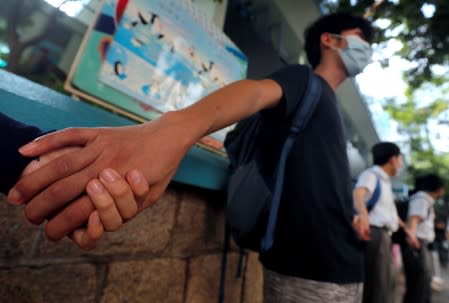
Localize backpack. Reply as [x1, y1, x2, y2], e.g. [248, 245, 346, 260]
[218, 66, 321, 303]
[224, 66, 322, 252]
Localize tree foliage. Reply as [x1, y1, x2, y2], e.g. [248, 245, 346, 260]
[384, 88, 448, 174]
[1, 0, 81, 73]
[383, 92, 449, 214]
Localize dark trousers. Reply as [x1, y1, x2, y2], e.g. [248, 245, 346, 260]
[401, 241, 432, 303]
[363, 227, 393, 303]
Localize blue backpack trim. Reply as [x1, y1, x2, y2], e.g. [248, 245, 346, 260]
[366, 176, 381, 212]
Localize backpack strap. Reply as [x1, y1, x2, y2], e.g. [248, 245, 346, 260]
[218, 224, 247, 303]
[427, 202, 433, 220]
[260, 66, 322, 252]
[218, 224, 231, 303]
[290, 68, 323, 134]
[366, 175, 381, 212]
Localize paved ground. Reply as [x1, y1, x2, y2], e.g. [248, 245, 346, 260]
[432, 265, 449, 303]
[394, 264, 449, 303]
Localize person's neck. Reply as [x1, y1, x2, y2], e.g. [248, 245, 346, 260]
[427, 191, 440, 200]
[314, 60, 347, 91]
[379, 164, 395, 177]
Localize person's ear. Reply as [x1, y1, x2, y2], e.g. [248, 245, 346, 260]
[320, 32, 334, 49]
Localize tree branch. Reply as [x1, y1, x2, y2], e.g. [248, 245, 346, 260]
[21, 1, 69, 50]
[6, 0, 24, 47]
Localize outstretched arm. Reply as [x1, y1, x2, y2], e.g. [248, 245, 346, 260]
[8, 79, 283, 241]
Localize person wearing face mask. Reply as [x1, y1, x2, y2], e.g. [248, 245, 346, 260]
[8, 13, 374, 302]
[402, 174, 445, 303]
[330, 33, 373, 77]
[353, 142, 403, 303]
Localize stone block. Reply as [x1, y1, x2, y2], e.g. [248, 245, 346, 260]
[170, 189, 226, 257]
[101, 258, 185, 303]
[185, 253, 243, 303]
[0, 263, 96, 303]
[242, 252, 263, 303]
[39, 188, 179, 256]
[0, 194, 42, 259]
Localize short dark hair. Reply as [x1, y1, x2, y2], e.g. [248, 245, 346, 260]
[415, 174, 444, 193]
[304, 12, 374, 68]
[371, 142, 401, 166]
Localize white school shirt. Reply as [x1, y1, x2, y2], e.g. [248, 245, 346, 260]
[355, 165, 399, 232]
[408, 191, 435, 242]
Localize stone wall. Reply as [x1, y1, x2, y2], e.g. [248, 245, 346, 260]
[0, 184, 263, 303]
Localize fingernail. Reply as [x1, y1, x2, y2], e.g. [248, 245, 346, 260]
[89, 180, 104, 193]
[7, 189, 23, 205]
[129, 170, 143, 183]
[101, 169, 118, 182]
[19, 141, 37, 154]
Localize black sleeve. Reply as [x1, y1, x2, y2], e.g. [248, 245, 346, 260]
[0, 112, 47, 194]
[263, 64, 309, 118]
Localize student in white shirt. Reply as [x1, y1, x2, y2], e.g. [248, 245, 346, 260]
[402, 174, 445, 303]
[353, 142, 402, 303]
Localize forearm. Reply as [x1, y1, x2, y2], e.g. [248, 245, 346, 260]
[407, 216, 420, 236]
[170, 79, 281, 146]
[398, 217, 406, 229]
[353, 188, 369, 216]
[9, 79, 280, 239]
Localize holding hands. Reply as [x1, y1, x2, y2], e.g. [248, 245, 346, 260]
[18, 145, 150, 250]
[8, 113, 193, 249]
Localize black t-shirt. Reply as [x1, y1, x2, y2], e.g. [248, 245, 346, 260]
[257, 64, 364, 283]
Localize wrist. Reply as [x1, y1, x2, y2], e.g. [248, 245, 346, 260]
[358, 208, 369, 217]
[157, 110, 210, 149]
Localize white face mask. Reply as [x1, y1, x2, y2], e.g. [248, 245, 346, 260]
[394, 156, 405, 177]
[331, 34, 372, 77]
[395, 164, 405, 177]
